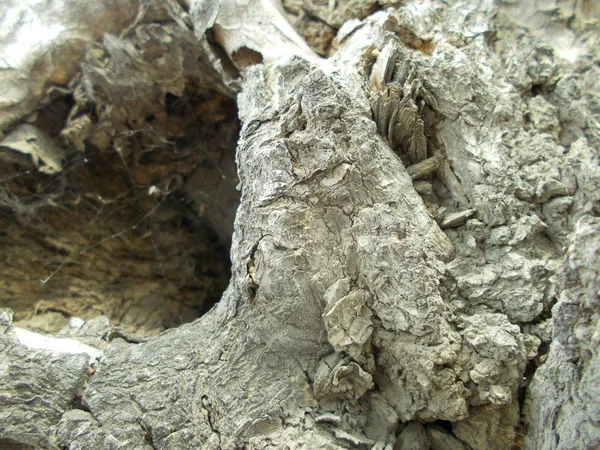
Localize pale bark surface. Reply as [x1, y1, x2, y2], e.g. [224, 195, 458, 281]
[0, 1, 599, 449]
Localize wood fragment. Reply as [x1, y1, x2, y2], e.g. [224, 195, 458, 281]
[440, 209, 476, 228]
[407, 156, 441, 179]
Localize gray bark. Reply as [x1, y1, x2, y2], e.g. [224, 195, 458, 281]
[523, 216, 600, 450]
[1, 1, 599, 449]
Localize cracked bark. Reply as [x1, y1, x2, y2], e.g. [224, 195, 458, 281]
[1, 1, 599, 449]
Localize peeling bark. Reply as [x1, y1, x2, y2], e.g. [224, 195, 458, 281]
[0, 0, 599, 449]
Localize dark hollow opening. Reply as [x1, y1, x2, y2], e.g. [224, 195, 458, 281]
[0, 87, 240, 337]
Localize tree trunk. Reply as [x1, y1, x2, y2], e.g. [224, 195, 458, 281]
[1, 1, 599, 449]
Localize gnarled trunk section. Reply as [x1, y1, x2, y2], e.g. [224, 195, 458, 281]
[1, 1, 599, 449]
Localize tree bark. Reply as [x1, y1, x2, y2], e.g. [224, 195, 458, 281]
[1, 1, 599, 449]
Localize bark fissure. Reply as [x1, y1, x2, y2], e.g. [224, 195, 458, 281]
[1, 1, 599, 449]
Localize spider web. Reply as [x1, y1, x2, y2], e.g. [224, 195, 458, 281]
[0, 89, 240, 336]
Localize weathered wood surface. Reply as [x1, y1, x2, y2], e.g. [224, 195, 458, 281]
[1, 1, 599, 449]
